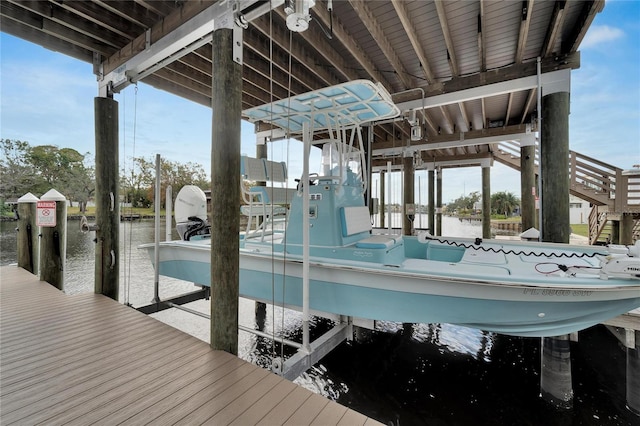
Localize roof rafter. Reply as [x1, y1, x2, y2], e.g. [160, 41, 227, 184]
[562, 0, 605, 53]
[312, 0, 392, 91]
[348, 0, 412, 90]
[272, 8, 359, 84]
[434, 0, 459, 77]
[477, 0, 486, 72]
[390, 0, 435, 84]
[541, 0, 566, 57]
[515, 0, 534, 63]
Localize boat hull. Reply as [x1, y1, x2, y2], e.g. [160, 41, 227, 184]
[142, 241, 640, 337]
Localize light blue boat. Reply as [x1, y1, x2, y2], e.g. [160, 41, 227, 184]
[141, 80, 640, 338]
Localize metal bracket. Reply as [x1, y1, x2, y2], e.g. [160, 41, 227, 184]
[233, 15, 244, 65]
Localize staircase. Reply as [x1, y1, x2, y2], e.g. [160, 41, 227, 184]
[493, 143, 640, 245]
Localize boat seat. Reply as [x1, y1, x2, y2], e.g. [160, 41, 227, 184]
[241, 155, 297, 241]
[340, 206, 373, 236]
[356, 235, 400, 250]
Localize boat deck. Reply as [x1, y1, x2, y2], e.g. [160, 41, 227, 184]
[0, 266, 380, 425]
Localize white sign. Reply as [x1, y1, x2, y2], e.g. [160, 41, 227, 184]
[37, 201, 57, 227]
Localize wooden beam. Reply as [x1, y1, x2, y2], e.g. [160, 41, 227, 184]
[515, 0, 534, 63]
[54, 0, 148, 40]
[391, 0, 435, 84]
[313, 1, 391, 90]
[541, 0, 566, 57]
[250, 14, 339, 87]
[395, 52, 580, 109]
[349, 0, 412, 89]
[520, 88, 537, 124]
[505, 93, 514, 125]
[563, 0, 605, 53]
[374, 123, 532, 151]
[5, 0, 129, 48]
[0, 15, 93, 63]
[101, 0, 214, 75]
[272, 8, 359, 84]
[92, 0, 163, 29]
[1, 1, 114, 55]
[434, 0, 459, 77]
[477, 1, 486, 72]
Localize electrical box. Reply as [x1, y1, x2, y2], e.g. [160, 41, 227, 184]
[411, 126, 422, 141]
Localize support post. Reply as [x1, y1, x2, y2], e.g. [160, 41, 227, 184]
[482, 166, 491, 239]
[520, 144, 537, 231]
[539, 71, 573, 408]
[255, 140, 267, 320]
[403, 155, 415, 236]
[540, 334, 573, 409]
[39, 189, 67, 290]
[17, 193, 39, 274]
[210, 27, 241, 355]
[379, 171, 385, 228]
[166, 185, 172, 241]
[94, 96, 120, 300]
[627, 331, 640, 415]
[619, 214, 634, 246]
[436, 167, 442, 236]
[428, 169, 435, 233]
[612, 220, 621, 244]
[541, 91, 570, 243]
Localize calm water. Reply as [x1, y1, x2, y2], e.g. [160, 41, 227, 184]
[0, 217, 636, 425]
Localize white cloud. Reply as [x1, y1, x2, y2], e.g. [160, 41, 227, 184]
[581, 25, 624, 49]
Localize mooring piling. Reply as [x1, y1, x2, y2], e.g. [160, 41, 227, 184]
[38, 189, 67, 290]
[16, 192, 39, 275]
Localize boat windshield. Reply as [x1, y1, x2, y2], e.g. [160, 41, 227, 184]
[320, 140, 365, 188]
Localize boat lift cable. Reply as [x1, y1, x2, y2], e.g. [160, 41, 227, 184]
[422, 235, 607, 259]
[280, 26, 295, 362]
[268, 1, 277, 360]
[123, 84, 139, 306]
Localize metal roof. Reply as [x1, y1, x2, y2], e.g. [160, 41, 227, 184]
[1, 0, 604, 167]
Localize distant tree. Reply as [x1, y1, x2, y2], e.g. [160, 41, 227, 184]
[1, 140, 95, 209]
[447, 191, 481, 214]
[491, 191, 520, 216]
[0, 139, 43, 200]
[121, 156, 209, 208]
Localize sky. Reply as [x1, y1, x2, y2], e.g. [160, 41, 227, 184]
[1, 0, 639, 204]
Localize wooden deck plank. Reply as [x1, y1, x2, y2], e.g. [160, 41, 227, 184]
[284, 394, 331, 426]
[0, 311, 155, 367]
[228, 377, 299, 425]
[1, 315, 189, 392]
[115, 357, 256, 425]
[0, 315, 157, 379]
[256, 388, 313, 425]
[204, 371, 283, 424]
[337, 409, 369, 426]
[0, 266, 382, 426]
[311, 401, 350, 425]
[160, 365, 271, 425]
[1, 330, 200, 421]
[87, 352, 245, 426]
[30, 346, 217, 425]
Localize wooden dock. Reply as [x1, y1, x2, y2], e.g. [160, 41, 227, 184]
[0, 266, 381, 425]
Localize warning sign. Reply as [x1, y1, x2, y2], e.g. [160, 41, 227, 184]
[37, 201, 57, 227]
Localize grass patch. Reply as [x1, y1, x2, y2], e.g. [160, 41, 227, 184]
[570, 223, 588, 237]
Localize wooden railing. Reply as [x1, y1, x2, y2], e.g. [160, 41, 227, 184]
[495, 143, 640, 245]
